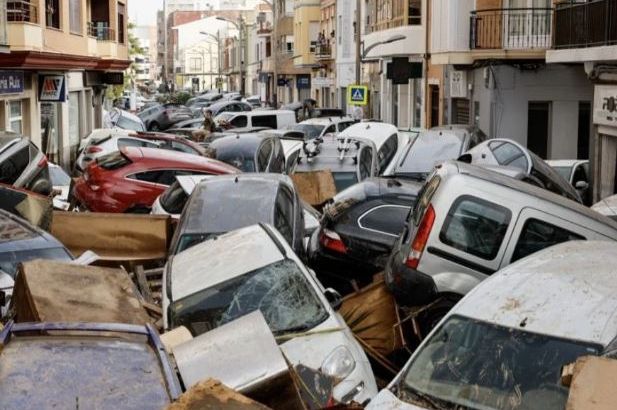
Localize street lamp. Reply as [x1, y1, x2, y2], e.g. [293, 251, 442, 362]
[217, 16, 246, 96]
[200, 30, 222, 92]
[355, 34, 406, 83]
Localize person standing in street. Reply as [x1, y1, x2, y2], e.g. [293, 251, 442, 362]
[192, 109, 216, 142]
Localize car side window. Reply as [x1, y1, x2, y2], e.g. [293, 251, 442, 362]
[359, 205, 411, 236]
[118, 138, 158, 149]
[252, 115, 277, 129]
[338, 122, 353, 132]
[440, 196, 512, 260]
[359, 146, 373, 180]
[286, 150, 300, 174]
[572, 164, 588, 184]
[171, 140, 196, 154]
[377, 134, 398, 174]
[274, 187, 294, 243]
[489, 141, 528, 171]
[0, 145, 30, 185]
[269, 140, 285, 173]
[230, 115, 248, 127]
[511, 218, 585, 263]
[324, 125, 335, 135]
[128, 170, 165, 183]
[258, 140, 273, 172]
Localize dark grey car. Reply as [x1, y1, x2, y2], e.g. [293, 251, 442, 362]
[208, 134, 285, 173]
[138, 104, 193, 131]
[169, 174, 305, 256]
[0, 133, 52, 195]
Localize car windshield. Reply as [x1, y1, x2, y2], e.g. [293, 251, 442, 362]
[116, 115, 145, 132]
[49, 166, 71, 186]
[96, 151, 132, 170]
[170, 258, 329, 336]
[551, 166, 572, 182]
[332, 172, 358, 192]
[0, 247, 72, 278]
[395, 137, 462, 179]
[215, 153, 256, 172]
[398, 315, 600, 410]
[293, 124, 325, 139]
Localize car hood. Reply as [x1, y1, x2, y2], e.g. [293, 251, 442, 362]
[366, 389, 427, 410]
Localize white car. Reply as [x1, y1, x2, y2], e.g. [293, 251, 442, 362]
[339, 122, 413, 175]
[592, 194, 617, 221]
[292, 117, 356, 140]
[370, 240, 617, 409]
[151, 175, 320, 237]
[546, 159, 590, 202]
[74, 128, 160, 173]
[48, 162, 71, 211]
[103, 108, 146, 131]
[163, 224, 378, 404]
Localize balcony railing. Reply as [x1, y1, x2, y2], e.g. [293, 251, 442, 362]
[554, 0, 617, 49]
[315, 43, 332, 59]
[7, 0, 38, 23]
[88, 21, 115, 41]
[470, 8, 553, 50]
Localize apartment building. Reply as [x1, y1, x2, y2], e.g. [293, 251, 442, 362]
[546, 0, 617, 201]
[310, 0, 335, 107]
[0, 0, 130, 168]
[361, 0, 426, 126]
[133, 25, 158, 85]
[291, 0, 319, 101]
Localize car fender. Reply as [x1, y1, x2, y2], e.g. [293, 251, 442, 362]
[431, 271, 483, 297]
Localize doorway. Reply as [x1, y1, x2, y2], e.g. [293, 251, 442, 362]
[527, 101, 551, 159]
[577, 101, 591, 159]
[429, 85, 439, 127]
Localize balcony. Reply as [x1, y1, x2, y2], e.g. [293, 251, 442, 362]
[315, 43, 333, 60]
[88, 22, 115, 41]
[470, 8, 553, 51]
[7, 0, 38, 23]
[554, 0, 617, 49]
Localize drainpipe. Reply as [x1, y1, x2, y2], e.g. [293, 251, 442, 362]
[423, 0, 430, 128]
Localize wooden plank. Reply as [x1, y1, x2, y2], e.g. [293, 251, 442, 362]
[290, 171, 337, 207]
[167, 379, 272, 410]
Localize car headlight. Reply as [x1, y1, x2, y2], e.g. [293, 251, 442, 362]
[320, 346, 356, 381]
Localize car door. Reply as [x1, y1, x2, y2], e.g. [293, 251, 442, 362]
[274, 186, 296, 247]
[358, 146, 374, 181]
[268, 138, 286, 174]
[502, 208, 590, 267]
[257, 140, 274, 172]
[0, 143, 30, 186]
[230, 115, 248, 128]
[377, 134, 399, 174]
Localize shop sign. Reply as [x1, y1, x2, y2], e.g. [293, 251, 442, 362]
[594, 85, 617, 128]
[0, 71, 24, 94]
[39, 75, 66, 102]
[296, 75, 311, 89]
[450, 71, 468, 98]
[313, 77, 333, 88]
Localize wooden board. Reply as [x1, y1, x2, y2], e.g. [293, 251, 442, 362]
[51, 211, 172, 261]
[11, 260, 152, 325]
[167, 379, 271, 410]
[290, 170, 337, 207]
[565, 356, 617, 410]
[339, 279, 403, 356]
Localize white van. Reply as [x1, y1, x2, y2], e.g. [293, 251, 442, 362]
[215, 110, 296, 130]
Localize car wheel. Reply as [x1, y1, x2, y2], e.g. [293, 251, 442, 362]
[150, 122, 160, 131]
[125, 205, 151, 214]
[418, 294, 461, 339]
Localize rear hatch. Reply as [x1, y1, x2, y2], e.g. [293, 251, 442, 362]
[84, 151, 133, 188]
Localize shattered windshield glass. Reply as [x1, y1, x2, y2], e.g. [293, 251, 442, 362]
[170, 259, 329, 337]
[397, 315, 599, 410]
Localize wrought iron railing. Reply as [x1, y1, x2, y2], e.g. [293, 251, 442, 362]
[470, 8, 553, 50]
[315, 43, 332, 58]
[7, 0, 38, 23]
[88, 21, 116, 41]
[554, 0, 617, 49]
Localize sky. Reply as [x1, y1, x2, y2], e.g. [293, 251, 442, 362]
[128, 0, 164, 26]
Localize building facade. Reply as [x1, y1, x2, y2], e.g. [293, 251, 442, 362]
[1, 0, 130, 168]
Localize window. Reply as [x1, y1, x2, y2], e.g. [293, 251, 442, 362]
[359, 205, 411, 236]
[0, 146, 29, 185]
[269, 141, 285, 173]
[440, 196, 511, 260]
[377, 134, 398, 174]
[286, 150, 300, 174]
[45, 0, 60, 29]
[511, 219, 584, 263]
[128, 170, 166, 184]
[252, 115, 277, 129]
[171, 141, 196, 154]
[489, 141, 529, 171]
[189, 57, 202, 72]
[338, 121, 353, 132]
[359, 146, 373, 180]
[8, 100, 22, 134]
[285, 35, 294, 53]
[118, 138, 158, 149]
[408, 0, 421, 25]
[323, 125, 335, 134]
[274, 188, 294, 243]
[117, 2, 126, 43]
[257, 140, 273, 171]
[230, 115, 247, 127]
[69, 0, 82, 33]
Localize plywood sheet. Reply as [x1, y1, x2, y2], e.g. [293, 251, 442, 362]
[566, 356, 617, 410]
[291, 170, 337, 207]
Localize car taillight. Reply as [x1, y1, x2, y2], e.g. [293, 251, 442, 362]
[87, 146, 103, 154]
[406, 204, 435, 269]
[320, 229, 347, 254]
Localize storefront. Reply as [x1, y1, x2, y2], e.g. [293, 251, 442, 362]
[592, 84, 617, 201]
[0, 70, 39, 141]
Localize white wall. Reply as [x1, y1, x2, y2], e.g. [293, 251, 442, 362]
[471, 64, 594, 159]
[430, 0, 473, 53]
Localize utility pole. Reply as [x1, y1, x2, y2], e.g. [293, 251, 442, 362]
[272, 0, 278, 107]
[355, 0, 361, 84]
[239, 18, 245, 95]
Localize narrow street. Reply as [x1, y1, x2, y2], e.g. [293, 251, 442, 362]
[1, 0, 617, 409]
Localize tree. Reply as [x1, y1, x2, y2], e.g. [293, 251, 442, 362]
[106, 22, 144, 101]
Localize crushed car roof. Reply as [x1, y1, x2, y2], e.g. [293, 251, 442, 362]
[453, 241, 617, 347]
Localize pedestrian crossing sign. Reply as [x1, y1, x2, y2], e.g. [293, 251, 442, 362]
[348, 85, 368, 106]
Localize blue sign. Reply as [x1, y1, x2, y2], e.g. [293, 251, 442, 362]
[296, 75, 311, 89]
[0, 71, 25, 95]
[347, 85, 368, 106]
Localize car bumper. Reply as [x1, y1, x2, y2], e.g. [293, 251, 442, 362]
[384, 250, 437, 307]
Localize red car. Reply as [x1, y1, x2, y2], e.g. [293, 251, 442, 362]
[132, 132, 207, 156]
[73, 147, 239, 213]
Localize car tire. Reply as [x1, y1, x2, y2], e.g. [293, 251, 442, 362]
[418, 294, 461, 338]
[150, 122, 160, 131]
[125, 205, 151, 214]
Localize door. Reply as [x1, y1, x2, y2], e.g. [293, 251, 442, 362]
[504, 0, 551, 49]
[577, 101, 591, 159]
[429, 85, 440, 128]
[527, 101, 550, 159]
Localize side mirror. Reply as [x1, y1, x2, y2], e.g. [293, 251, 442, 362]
[575, 180, 589, 190]
[324, 288, 342, 310]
